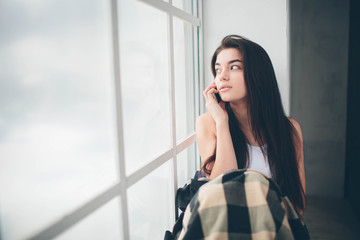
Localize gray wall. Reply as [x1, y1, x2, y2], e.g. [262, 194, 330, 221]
[290, 0, 349, 197]
[345, 0, 360, 217]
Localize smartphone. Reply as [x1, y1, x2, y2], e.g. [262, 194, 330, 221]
[215, 92, 222, 103]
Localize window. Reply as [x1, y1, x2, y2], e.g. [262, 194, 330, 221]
[0, 0, 202, 239]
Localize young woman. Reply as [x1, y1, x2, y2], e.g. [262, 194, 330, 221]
[196, 35, 306, 213]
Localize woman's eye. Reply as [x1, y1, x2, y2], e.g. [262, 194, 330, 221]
[231, 65, 240, 70]
[215, 69, 221, 74]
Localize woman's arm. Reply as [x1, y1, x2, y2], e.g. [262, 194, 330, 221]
[196, 113, 238, 179]
[196, 113, 216, 174]
[211, 118, 238, 178]
[196, 81, 238, 179]
[289, 117, 306, 213]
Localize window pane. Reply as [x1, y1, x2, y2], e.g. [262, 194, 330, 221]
[0, 1, 117, 239]
[173, 0, 193, 15]
[56, 197, 122, 240]
[177, 143, 197, 188]
[128, 161, 174, 240]
[118, 0, 171, 175]
[174, 18, 196, 143]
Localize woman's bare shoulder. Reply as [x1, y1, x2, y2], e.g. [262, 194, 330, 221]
[288, 117, 303, 139]
[197, 112, 215, 125]
[288, 117, 300, 126]
[196, 112, 216, 136]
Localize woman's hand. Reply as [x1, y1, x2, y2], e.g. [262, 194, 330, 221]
[203, 81, 228, 125]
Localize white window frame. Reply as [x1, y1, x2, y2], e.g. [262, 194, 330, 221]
[27, 0, 204, 239]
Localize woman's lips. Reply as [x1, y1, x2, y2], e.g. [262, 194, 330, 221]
[220, 86, 232, 92]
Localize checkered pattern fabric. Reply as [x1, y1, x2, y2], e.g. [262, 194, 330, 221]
[176, 169, 309, 240]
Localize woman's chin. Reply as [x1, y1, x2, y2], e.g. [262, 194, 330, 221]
[223, 96, 248, 104]
[219, 96, 231, 102]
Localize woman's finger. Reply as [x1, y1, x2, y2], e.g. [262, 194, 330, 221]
[206, 88, 219, 104]
[205, 82, 218, 95]
[203, 81, 219, 106]
[204, 81, 216, 92]
[203, 82, 215, 99]
[203, 84, 214, 97]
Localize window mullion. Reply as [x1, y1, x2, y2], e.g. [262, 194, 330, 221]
[110, 0, 130, 239]
[167, 1, 179, 221]
[138, 0, 200, 26]
[198, 0, 204, 117]
[194, 0, 204, 170]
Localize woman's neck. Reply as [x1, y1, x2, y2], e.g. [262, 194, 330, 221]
[230, 100, 261, 146]
[229, 100, 251, 131]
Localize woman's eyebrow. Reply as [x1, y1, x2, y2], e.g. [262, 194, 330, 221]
[215, 59, 243, 66]
[228, 59, 242, 64]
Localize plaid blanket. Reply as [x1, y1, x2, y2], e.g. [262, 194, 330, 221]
[166, 169, 310, 240]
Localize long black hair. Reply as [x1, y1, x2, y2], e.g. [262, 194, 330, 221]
[201, 35, 305, 211]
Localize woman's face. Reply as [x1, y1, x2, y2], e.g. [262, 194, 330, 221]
[214, 48, 247, 103]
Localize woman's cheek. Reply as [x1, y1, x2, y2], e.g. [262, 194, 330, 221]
[214, 78, 220, 89]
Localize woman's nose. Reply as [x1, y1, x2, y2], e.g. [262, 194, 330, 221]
[220, 69, 229, 81]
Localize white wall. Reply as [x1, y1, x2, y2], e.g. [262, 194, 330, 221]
[203, 0, 290, 114]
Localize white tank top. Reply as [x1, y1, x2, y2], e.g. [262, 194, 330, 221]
[247, 144, 272, 178]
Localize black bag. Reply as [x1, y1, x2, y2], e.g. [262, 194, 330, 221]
[164, 177, 209, 240]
